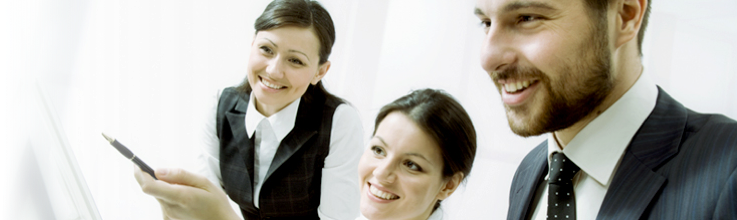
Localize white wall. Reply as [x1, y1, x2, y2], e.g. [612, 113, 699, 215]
[3, 0, 736, 219]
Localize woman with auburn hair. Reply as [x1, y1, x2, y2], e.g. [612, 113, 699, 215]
[358, 89, 477, 220]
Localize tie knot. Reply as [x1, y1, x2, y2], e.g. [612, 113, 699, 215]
[549, 152, 580, 184]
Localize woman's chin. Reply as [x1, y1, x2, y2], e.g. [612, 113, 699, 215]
[360, 210, 387, 220]
[360, 201, 389, 220]
[361, 200, 434, 220]
[252, 90, 282, 107]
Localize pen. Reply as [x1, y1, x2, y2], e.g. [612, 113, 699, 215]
[101, 133, 158, 180]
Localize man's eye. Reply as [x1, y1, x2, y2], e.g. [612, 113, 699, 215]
[479, 20, 491, 28]
[518, 15, 540, 23]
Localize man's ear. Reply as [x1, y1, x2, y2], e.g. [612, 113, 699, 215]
[311, 61, 330, 85]
[436, 172, 464, 201]
[614, 0, 647, 48]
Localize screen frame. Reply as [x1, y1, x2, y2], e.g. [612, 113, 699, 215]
[29, 80, 102, 220]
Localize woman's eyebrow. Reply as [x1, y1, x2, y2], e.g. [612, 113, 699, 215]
[374, 136, 389, 147]
[288, 49, 310, 61]
[373, 136, 435, 165]
[264, 38, 278, 48]
[405, 153, 433, 165]
[262, 37, 311, 61]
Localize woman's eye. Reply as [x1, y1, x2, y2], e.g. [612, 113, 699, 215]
[260, 46, 273, 54]
[371, 146, 386, 156]
[404, 160, 422, 172]
[289, 58, 304, 65]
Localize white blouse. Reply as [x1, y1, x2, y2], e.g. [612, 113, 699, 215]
[197, 89, 364, 220]
[356, 208, 444, 220]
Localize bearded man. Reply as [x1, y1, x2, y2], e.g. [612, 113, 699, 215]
[474, 0, 737, 219]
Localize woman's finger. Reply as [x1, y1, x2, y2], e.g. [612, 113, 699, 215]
[133, 165, 149, 186]
[145, 181, 197, 204]
[135, 167, 195, 204]
[155, 168, 214, 191]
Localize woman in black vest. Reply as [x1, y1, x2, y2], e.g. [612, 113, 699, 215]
[135, 1, 363, 219]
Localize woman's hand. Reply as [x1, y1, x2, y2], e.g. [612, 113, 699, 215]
[134, 167, 241, 220]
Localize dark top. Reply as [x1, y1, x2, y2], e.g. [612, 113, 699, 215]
[216, 86, 343, 219]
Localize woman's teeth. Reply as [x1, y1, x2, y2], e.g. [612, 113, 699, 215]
[370, 185, 399, 200]
[504, 80, 533, 93]
[262, 79, 283, 89]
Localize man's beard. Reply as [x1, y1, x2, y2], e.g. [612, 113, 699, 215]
[491, 25, 613, 137]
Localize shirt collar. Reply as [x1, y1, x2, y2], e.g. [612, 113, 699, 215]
[356, 208, 443, 220]
[428, 208, 444, 220]
[547, 69, 658, 186]
[245, 94, 300, 141]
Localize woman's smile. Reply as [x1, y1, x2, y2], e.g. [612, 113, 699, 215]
[246, 26, 327, 116]
[358, 112, 449, 220]
[259, 76, 287, 90]
[367, 182, 400, 202]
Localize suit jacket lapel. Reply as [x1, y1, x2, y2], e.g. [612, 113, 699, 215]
[263, 96, 320, 183]
[224, 95, 255, 195]
[597, 87, 687, 220]
[264, 129, 317, 182]
[510, 142, 548, 220]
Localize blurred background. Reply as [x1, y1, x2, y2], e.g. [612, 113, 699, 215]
[2, 0, 736, 219]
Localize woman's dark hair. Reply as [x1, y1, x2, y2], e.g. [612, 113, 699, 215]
[373, 89, 477, 211]
[254, 0, 335, 65]
[237, 0, 339, 102]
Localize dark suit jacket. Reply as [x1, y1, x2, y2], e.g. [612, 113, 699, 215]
[216, 86, 342, 220]
[507, 88, 737, 220]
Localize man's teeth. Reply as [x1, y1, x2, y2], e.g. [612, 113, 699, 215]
[262, 80, 283, 89]
[504, 80, 533, 93]
[370, 185, 399, 200]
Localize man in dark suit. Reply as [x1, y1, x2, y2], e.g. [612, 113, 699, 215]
[474, 0, 737, 219]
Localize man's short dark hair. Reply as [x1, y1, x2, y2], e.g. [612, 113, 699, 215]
[584, 0, 651, 56]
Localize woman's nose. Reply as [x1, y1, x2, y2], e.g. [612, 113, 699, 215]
[372, 161, 396, 184]
[480, 25, 516, 74]
[265, 57, 285, 79]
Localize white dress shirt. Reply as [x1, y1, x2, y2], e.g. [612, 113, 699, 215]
[198, 89, 364, 220]
[530, 71, 658, 220]
[245, 93, 300, 208]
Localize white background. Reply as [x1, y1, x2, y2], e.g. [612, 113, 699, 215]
[2, 0, 736, 219]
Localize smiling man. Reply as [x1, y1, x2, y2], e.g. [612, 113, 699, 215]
[474, 0, 737, 219]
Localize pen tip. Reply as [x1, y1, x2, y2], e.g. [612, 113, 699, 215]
[101, 133, 114, 143]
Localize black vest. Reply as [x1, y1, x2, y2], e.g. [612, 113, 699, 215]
[216, 86, 342, 219]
